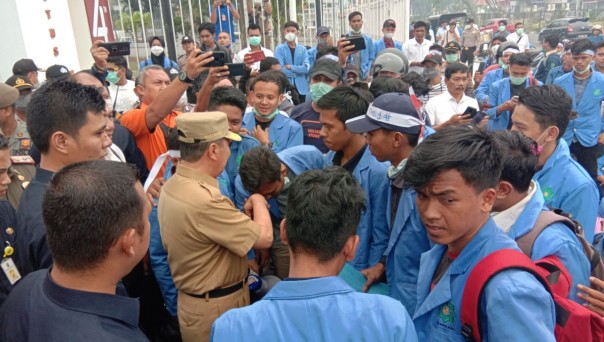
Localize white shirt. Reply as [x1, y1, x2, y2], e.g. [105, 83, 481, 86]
[234, 46, 274, 71]
[492, 180, 538, 232]
[425, 90, 479, 125]
[108, 80, 139, 114]
[402, 38, 433, 74]
[105, 143, 126, 163]
[506, 32, 530, 52]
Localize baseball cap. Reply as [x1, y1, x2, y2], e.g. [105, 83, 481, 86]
[5, 75, 33, 91]
[421, 54, 443, 65]
[165, 67, 180, 81]
[45, 65, 71, 82]
[176, 111, 241, 143]
[383, 19, 396, 29]
[310, 58, 342, 81]
[182, 35, 194, 43]
[317, 26, 330, 36]
[444, 41, 461, 53]
[0, 83, 19, 108]
[344, 64, 362, 78]
[346, 93, 423, 135]
[12, 59, 42, 76]
[372, 53, 406, 75]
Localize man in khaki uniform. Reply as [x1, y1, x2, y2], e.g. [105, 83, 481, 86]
[158, 111, 273, 342]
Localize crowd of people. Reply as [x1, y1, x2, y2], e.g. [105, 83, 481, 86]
[1, 9, 604, 342]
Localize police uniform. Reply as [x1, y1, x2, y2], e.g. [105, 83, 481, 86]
[158, 112, 262, 342]
[5, 156, 35, 210]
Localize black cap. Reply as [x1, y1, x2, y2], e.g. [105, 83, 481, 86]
[317, 26, 330, 36]
[12, 59, 42, 75]
[421, 54, 443, 65]
[5, 75, 33, 91]
[310, 58, 343, 81]
[46, 64, 71, 82]
[444, 41, 461, 53]
[383, 19, 396, 29]
[182, 35, 194, 43]
[165, 67, 180, 81]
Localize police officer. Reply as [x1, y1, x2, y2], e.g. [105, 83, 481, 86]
[6, 157, 35, 210]
[158, 111, 273, 342]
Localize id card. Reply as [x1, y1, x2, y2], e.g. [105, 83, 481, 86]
[1, 258, 21, 285]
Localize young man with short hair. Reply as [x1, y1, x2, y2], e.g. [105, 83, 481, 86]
[212, 167, 418, 341]
[511, 85, 599, 242]
[290, 58, 342, 153]
[346, 93, 432, 316]
[234, 24, 275, 73]
[14, 81, 112, 275]
[403, 21, 432, 75]
[406, 126, 555, 340]
[491, 130, 590, 302]
[425, 63, 478, 130]
[317, 86, 390, 271]
[475, 42, 519, 106]
[346, 11, 376, 80]
[374, 19, 402, 56]
[553, 39, 604, 181]
[1, 160, 151, 341]
[242, 71, 303, 152]
[106, 56, 139, 114]
[275, 21, 310, 101]
[506, 22, 530, 52]
[487, 52, 542, 131]
[594, 41, 604, 74]
[534, 34, 561, 83]
[545, 45, 573, 84]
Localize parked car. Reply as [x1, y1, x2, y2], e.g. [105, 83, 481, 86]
[480, 18, 516, 34]
[538, 18, 592, 41]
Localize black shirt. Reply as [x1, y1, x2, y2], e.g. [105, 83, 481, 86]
[290, 101, 329, 153]
[0, 269, 148, 341]
[14, 167, 54, 276]
[332, 145, 367, 173]
[510, 81, 526, 98]
[390, 173, 405, 230]
[289, 47, 296, 64]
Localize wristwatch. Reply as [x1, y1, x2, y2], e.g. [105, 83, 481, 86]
[178, 71, 194, 84]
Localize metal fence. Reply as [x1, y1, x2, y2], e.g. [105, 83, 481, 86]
[105, 0, 412, 72]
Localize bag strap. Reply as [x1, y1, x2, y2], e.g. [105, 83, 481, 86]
[516, 35, 523, 44]
[516, 211, 574, 257]
[461, 249, 552, 342]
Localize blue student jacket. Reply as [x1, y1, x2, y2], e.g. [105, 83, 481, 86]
[486, 77, 542, 131]
[326, 148, 390, 270]
[224, 134, 261, 193]
[533, 139, 599, 242]
[475, 68, 505, 105]
[233, 145, 327, 210]
[374, 38, 403, 56]
[385, 187, 432, 316]
[545, 66, 571, 85]
[241, 112, 303, 153]
[346, 33, 376, 80]
[210, 276, 418, 341]
[504, 181, 590, 302]
[275, 43, 310, 95]
[554, 70, 604, 147]
[413, 219, 556, 341]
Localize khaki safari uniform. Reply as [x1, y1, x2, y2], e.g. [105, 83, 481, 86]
[158, 111, 258, 342]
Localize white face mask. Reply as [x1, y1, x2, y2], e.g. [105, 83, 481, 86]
[285, 32, 297, 42]
[384, 32, 394, 39]
[151, 46, 164, 56]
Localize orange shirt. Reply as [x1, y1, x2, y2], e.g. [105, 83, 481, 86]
[120, 103, 179, 175]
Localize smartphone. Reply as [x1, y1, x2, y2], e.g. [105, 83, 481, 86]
[471, 111, 487, 125]
[100, 42, 130, 56]
[463, 106, 478, 117]
[226, 63, 246, 77]
[344, 36, 366, 52]
[199, 51, 226, 67]
[246, 50, 266, 63]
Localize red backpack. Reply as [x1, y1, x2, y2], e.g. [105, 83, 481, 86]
[461, 249, 604, 342]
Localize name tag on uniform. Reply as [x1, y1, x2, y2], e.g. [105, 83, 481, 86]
[1, 258, 21, 285]
[10, 155, 35, 165]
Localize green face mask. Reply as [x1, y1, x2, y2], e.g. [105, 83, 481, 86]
[498, 57, 509, 70]
[499, 25, 506, 32]
[509, 76, 527, 85]
[516, 28, 524, 35]
[445, 54, 459, 64]
[106, 71, 119, 84]
[309, 82, 334, 103]
[254, 107, 280, 121]
[249, 36, 262, 46]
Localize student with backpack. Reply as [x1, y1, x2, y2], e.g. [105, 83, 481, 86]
[490, 130, 590, 302]
[406, 125, 555, 340]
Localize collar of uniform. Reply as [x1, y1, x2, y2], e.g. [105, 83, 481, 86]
[536, 139, 570, 178]
[42, 268, 140, 327]
[492, 180, 537, 233]
[175, 163, 219, 188]
[263, 276, 355, 300]
[33, 167, 54, 184]
[412, 38, 430, 47]
[443, 90, 470, 105]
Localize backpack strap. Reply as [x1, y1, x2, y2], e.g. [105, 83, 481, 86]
[461, 249, 552, 342]
[516, 211, 574, 257]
